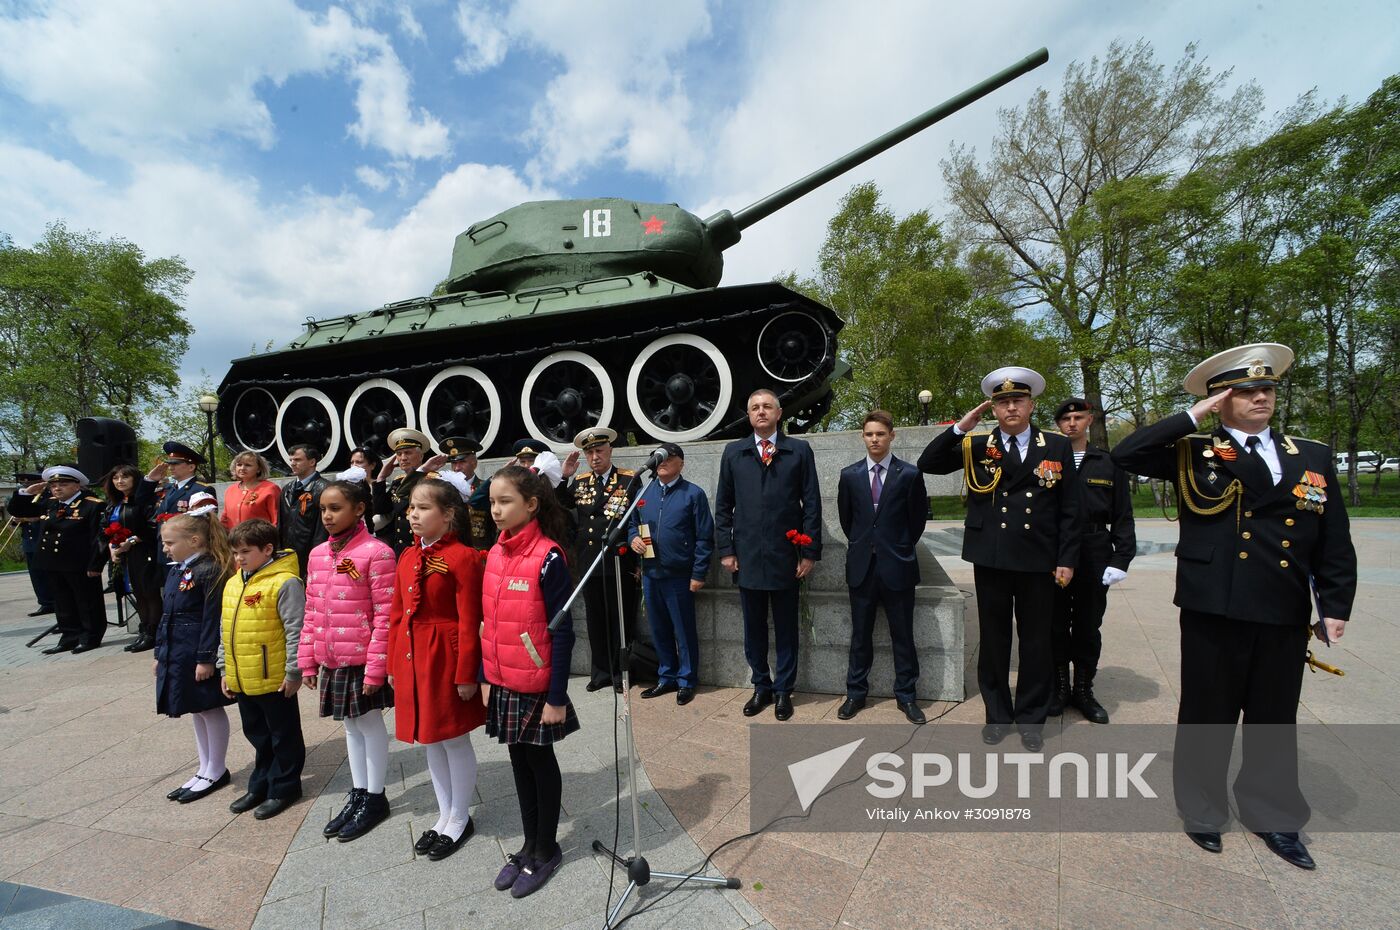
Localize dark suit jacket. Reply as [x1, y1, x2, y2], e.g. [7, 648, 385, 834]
[1070, 445, 1136, 573]
[837, 455, 927, 590]
[918, 425, 1081, 573]
[1111, 413, 1356, 625]
[280, 472, 329, 562]
[714, 431, 822, 591]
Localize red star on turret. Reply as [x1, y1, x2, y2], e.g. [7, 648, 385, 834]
[641, 215, 666, 235]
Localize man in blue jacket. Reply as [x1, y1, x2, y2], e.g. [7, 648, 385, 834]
[144, 442, 213, 569]
[628, 442, 714, 706]
[714, 388, 822, 721]
[837, 411, 929, 724]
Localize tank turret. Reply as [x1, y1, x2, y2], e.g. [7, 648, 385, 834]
[217, 49, 1048, 467]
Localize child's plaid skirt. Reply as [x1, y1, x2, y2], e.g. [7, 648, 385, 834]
[485, 684, 579, 745]
[318, 664, 394, 720]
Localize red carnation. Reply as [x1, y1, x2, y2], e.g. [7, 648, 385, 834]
[787, 529, 812, 548]
[104, 524, 133, 545]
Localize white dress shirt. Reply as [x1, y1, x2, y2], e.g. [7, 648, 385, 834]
[865, 453, 893, 498]
[1224, 426, 1282, 484]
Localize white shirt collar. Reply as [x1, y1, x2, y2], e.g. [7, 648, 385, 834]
[660, 476, 680, 490]
[753, 431, 778, 446]
[419, 535, 442, 549]
[174, 476, 193, 490]
[1224, 426, 1273, 450]
[179, 553, 203, 569]
[61, 491, 83, 505]
[866, 452, 893, 471]
[1000, 426, 1031, 448]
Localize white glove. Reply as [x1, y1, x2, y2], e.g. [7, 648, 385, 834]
[336, 465, 367, 483]
[1102, 567, 1127, 587]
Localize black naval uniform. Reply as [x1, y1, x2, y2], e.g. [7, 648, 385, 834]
[1112, 413, 1357, 832]
[919, 425, 1081, 729]
[560, 466, 640, 688]
[279, 471, 328, 575]
[371, 470, 432, 555]
[8, 488, 108, 648]
[459, 473, 497, 551]
[1052, 445, 1136, 698]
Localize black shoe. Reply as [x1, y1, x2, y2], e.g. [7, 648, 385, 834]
[427, 819, 474, 860]
[641, 682, 679, 699]
[177, 770, 230, 803]
[229, 791, 266, 814]
[254, 793, 301, 820]
[1255, 831, 1315, 870]
[898, 702, 927, 725]
[585, 679, 609, 693]
[128, 635, 155, 653]
[28, 607, 54, 617]
[1048, 663, 1071, 716]
[774, 694, 794, 721]
[324, 789, 365, 837]
[613, 682, 624, 694]
[981, 724, 1008, 745]
[1186, 830, 1223, 854]
[837, 698, 864, 720]
[1071, 675, 1110, 725]
[1019, 729, 1044, 752]
[122, 640, 139, 652]
[168, 782, 194, 801]
[742, 690, 773, 717]
[71, 642, 101, 654]
[338, 791, 389, 842]
[414, 830, 440, 854]
[676, 688, 695, 706]
[42, 643, 76, 655]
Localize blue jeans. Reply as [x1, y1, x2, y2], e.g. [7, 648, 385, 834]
[643, 574, 700, 689]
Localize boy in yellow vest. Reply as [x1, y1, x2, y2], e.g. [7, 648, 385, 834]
[218, 519, 307, 820]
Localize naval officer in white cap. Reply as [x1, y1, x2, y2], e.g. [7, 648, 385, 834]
[918, 367, 1082, 751]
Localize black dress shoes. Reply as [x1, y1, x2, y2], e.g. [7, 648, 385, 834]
[254, 793, 301, 820]
[414, 830, 440, 854]
[168, 783, 193, 801]
[128, 635, 155, 653]
[42, 643, 76, 655]
[774, 694, 794, 721]
[981, 724, 1009, 745]
[899, 702, 927, 725]
[742, 690, 773, 717]
[640, 682, 679, 699]
[337, 790, 389, 841]
[229, 792, 266, 814]
[585, 679, 609, 693]
[1186, 830, 1223, 854]
[325, 789, 366, 837]
[1256, 831, 1315, 869]
[71, 642, 101, 654]
[427, 818, 474, 860]
[1020, 729, 1044, 752]
[177, 770, 230, 803]
[837, 698, 864, 720]
[28, 607, 54, 617]
[676, 688, 695, 706]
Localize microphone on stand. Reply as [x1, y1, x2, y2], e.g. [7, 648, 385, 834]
[641, 446, 670, 472]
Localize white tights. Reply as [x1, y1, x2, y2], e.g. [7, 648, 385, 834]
[424, 733, 477, 841]
[343, 711, 390, 794]
[186, 706, 230, 787]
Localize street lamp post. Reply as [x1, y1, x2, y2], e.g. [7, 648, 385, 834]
[197, 394, 219, 483]
[918, 389, 933, 426]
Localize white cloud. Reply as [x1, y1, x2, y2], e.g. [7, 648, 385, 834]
[454, 1, 510, 73]
[346, 38, 451, 159]
[355, 165, 392, 190]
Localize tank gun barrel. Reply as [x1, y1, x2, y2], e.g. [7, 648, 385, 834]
[703, 47, 1048, 249]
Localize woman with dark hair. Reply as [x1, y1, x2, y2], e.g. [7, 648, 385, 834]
[96, 464, 163, 652]
[349, 447, 383, 483]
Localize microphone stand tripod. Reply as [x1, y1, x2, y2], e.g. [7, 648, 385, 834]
[549, 461, 740, 929]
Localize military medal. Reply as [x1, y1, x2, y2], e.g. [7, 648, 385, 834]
[1033, 460, 1062, 487]
[178, 569, 195, 592]
[1291, 470, 1327, 514]
[1201, 448, 1214, 458]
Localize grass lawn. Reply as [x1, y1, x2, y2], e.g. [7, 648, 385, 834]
[929, 472, 1400, 519]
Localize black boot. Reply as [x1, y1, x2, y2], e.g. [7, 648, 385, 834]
[1072, 670, 1109, 724]
[1047, 664, 1071, 717]
[323, 788, 365, 837]
[337, 790, 389, 842]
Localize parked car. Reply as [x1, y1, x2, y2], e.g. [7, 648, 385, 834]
[1379, 458, 1399, 474]
[1336, 451, 1383, 473]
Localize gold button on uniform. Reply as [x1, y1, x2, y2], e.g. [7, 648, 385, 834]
[1242, 531, 1252, 540]
[1239, 552, 1248, 560]
[1244, 510, 1253, 518]
[1024, 523, 1031, 529]
[1025, 508, 1032, 514]
[1001, 507, 1007, 513]
[1282, 540, 1291, 548]
[1285, 518, 1295, 526]
[1026, 492, 1033, 498]
[1280, 560, 1290, 568]
[1000, 522, 1007, 528]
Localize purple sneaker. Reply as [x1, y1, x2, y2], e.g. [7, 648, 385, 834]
[510, 848, 563, 898]
[494, 853, 526, 891]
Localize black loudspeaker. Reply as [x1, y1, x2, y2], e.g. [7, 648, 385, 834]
[76, 417, 139, 483]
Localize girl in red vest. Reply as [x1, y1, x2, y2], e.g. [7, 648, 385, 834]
[482, 465, 578, 898]
[387, 479, 485, 861]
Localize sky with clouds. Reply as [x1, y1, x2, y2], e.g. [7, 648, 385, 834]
[1, 0, 1395, 388]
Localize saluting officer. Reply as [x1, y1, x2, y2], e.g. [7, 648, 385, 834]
[144, 442, 214, 568]
[918, 368, 1081, 751]
[442, 435, 495, 551]
[1112, 344, 1356, 870]
[13, 471, 56, 617]
[8, 465, 108, 654]
[559, 427, 639, 693]
[371, 428, 444, 554]
[1049, 398, 1136, 724]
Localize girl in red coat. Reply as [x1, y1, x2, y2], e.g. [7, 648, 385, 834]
[482, 465, 578, 898]
[387, 479, 485, 861]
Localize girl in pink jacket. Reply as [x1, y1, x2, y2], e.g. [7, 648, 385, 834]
[299, 480, 396, 842]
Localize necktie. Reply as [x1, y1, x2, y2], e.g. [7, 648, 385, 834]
[1005, 435, 1022, 468]
[1245, 435, 1274, 486]
[871, 463, 883, 508]
[760, 439, 774, 466]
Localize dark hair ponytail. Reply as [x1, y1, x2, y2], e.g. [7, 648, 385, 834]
[492, 464, 569, 549]
[411, 478, 470, 539]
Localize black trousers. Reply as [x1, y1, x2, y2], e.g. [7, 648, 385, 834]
[124, 548, 164, 637]
[508, 742, 564, 861]
[46, 570, 106, 647]
[582, 560, 638, 686]
[846, 572, 919, 703]
[25, 551, 54, 610]
[1173, 610, 1310, 832]
[972, 566, 1054, 728]
[1051, 561, 1108, 674]
[236, 690, 306, 799]
[740, 586, 800, 695]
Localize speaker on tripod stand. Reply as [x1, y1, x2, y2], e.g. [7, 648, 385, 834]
[76, 417, 139, 481]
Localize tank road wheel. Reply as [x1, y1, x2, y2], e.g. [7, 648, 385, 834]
[230, 387, 279, 453]
[520, 350, 614, 454]
[276, 388, 341, 467]
[419, 366, 501, 454]
[344, 378, 415, 458]
[626, 333, 733, 443]
[757, 310, 831, 383]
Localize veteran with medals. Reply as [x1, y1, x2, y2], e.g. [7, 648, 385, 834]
[918, 368, 1081, 751]
[442, 435, 495, 551]
[1111, 343, 1356, 870]
[559, 427, 640, 692]
[371, 428, 442, 555]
